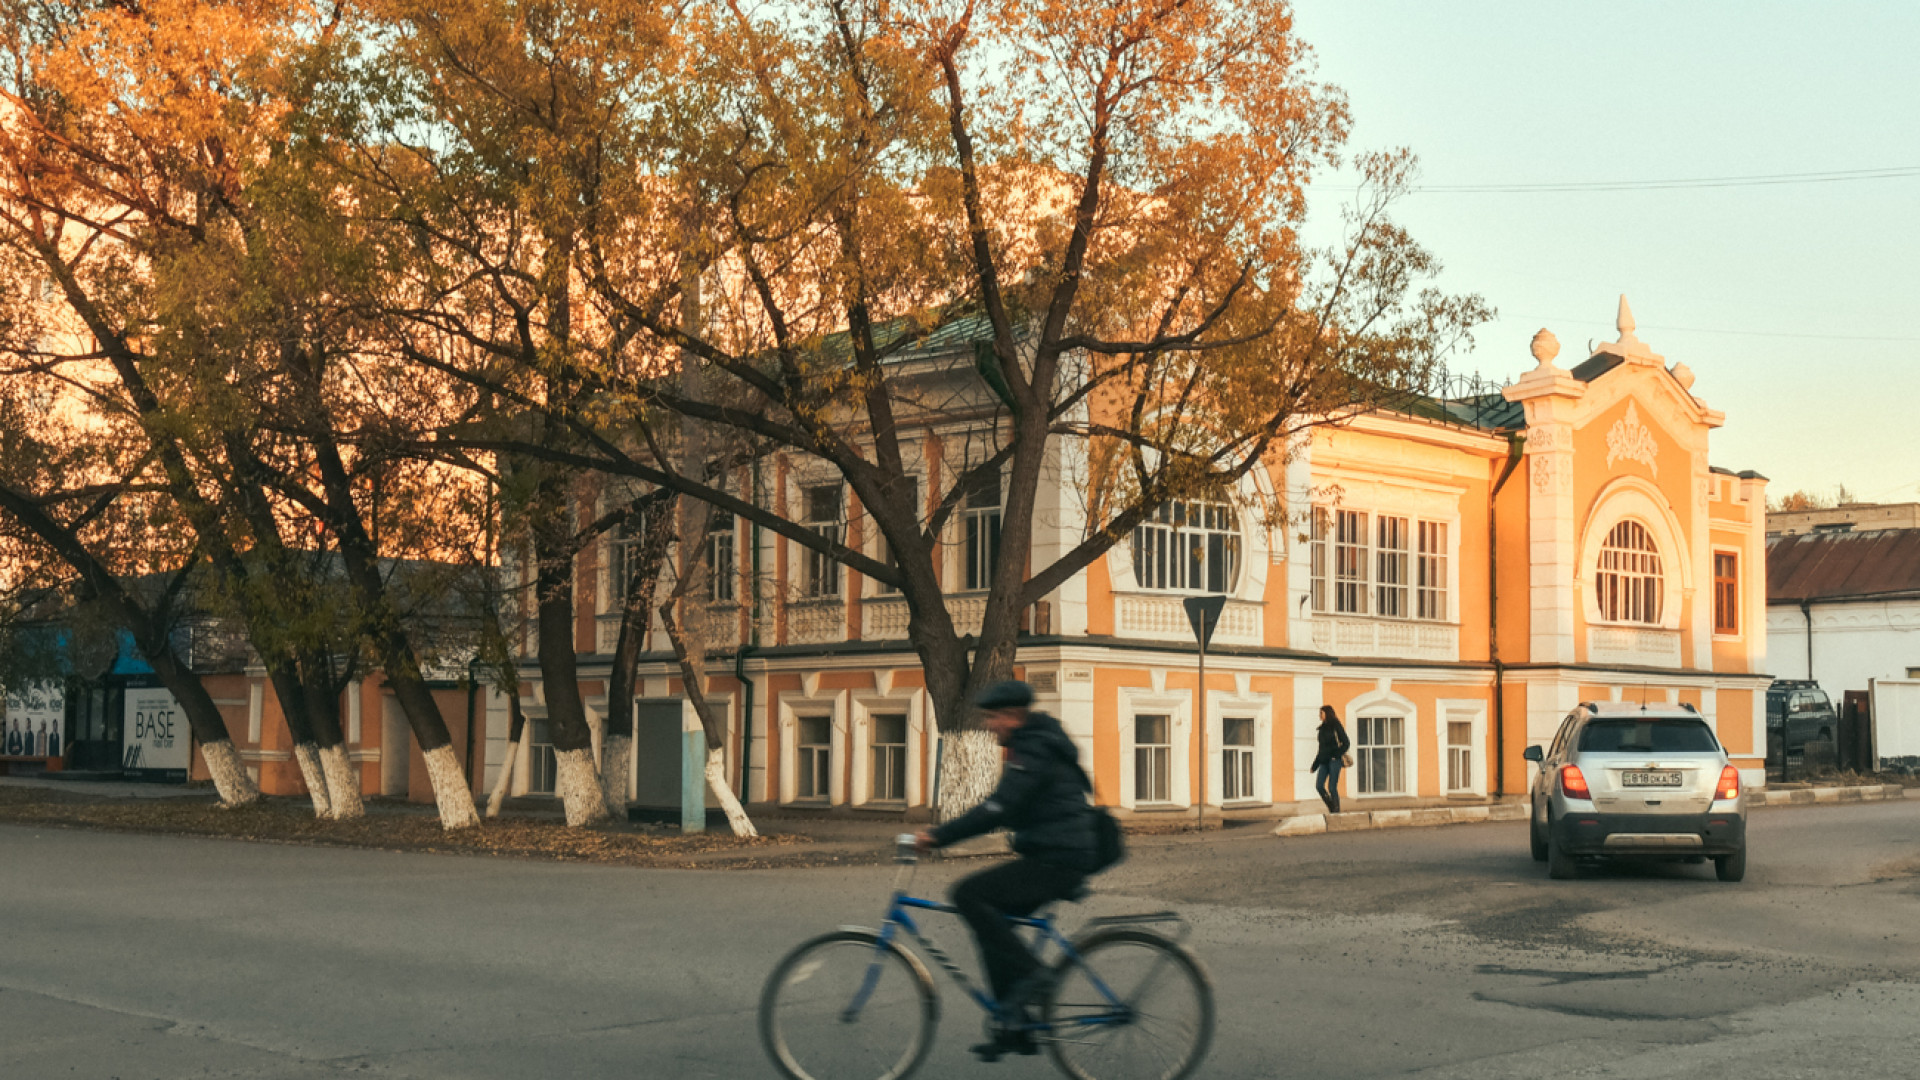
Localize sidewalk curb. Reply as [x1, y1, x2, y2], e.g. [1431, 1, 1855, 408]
[1271, 801, 1525, 837]
[1269, 784, 1913, 838]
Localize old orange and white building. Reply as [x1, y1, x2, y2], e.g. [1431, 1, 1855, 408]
[461, 296, 1773, 819]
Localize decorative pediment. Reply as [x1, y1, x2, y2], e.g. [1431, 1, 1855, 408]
[1605, 402, 1660, 476]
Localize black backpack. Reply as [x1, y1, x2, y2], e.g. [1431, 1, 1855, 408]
[1074, 762, 1126, 872]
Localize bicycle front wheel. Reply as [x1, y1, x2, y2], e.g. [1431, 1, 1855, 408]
[759, 929, 939, 1080]
[1043, 928, 1214, 1080]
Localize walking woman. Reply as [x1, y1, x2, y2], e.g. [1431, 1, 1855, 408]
[1310, 705, 1351, 814]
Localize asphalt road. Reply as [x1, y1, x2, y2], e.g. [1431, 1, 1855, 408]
[3, 798, 1918, 1080]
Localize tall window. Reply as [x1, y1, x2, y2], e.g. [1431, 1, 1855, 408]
[962, 468, 1002, 591]
[528, 718, 557, 795]
[1374, 515, 1409, 617]
[1446, 718, 1473, 793]
[1355, 714, 1406, 795]
[797, 716, 831, 800]
[706, 513, 736, 602]
[1334, 509, 1369, 614]
[1132, 495, 1241, 592]
[801, 485, 843, 599]
[1134, 715, 1172, 803]
[607, 507, 656, 609]
[1222, 717, 1255, 802]
[870, 713, 907, 802]
[1713, 552, 1738, 634]
[1417, 521, 1449, 621]
[1308, 510, 1329, 613]
[1596, 520, 1662, 624]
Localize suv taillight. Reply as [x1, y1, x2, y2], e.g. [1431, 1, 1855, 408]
[1716, 765, 1740, 801]
[1559, 764, 1591, 800]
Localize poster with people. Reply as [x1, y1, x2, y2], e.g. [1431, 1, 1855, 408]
[3, 681, 66, 759]
[123, 686, 190, 779]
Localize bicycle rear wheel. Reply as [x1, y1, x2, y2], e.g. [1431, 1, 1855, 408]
[1043, 928, 1214, 1080]
[759, 929, 939, 1080]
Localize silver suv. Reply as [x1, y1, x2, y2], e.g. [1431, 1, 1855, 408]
[1524, 702, 1747, 882]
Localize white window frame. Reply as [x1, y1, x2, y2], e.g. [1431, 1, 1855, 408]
[777, 688, 847, 805]
[1334, 509, 1369, 614]
[1595, 518, 1664, 625]
[961, 467, 1002, 592]
[1417, 520, 1449, 622]
[800, 483, 844, 600]
[1437, 698, 1487, 797]
[1345, 690, 1420, 799]
[705, 512, 736, 603]
[1206, 690, 1272, 806]
[1374, 514, 1410, 617]
[1307, 509, 1329, 613]
[850, 689, 926, 807]
[1130, 495, 1243, 593]
[1117, 689, 1191, 809]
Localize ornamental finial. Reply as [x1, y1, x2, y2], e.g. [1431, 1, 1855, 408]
[1616, 294, 1640, 344]
[1529, 328, 1561, 371]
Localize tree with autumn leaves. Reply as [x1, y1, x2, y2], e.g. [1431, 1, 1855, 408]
[0, 0, 1485, 828]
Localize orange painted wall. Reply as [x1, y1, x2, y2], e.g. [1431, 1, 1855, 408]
[1492, 456, 1532, 663]
[1086, 556, 1116, 636]
[1091, 667, 1151, 805]
[1570, 394, 1698, 665]
[1251, 675, 1294, 798]
[1718, 688, 1754, 756]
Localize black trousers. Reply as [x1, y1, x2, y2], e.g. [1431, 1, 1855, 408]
[950, 857, 1087, 1003]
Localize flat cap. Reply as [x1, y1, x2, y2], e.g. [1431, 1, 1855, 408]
[974, 680, 1034, 711]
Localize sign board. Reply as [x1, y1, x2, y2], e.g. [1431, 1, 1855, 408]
[123, 687, 191, 779]
[1182, 595, 1228, 652]
[3, 681, 65, 758]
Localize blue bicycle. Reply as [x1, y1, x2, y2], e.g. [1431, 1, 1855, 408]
[758, 837, 1214, 1080]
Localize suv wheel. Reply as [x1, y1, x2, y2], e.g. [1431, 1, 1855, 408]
[1546, 819, 1577, 880]
[1714, 846, 1747, 883]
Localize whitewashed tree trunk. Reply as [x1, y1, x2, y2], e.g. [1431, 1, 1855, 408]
[292, 742, 332, 818]
[422, 744, 481, 829]
[201, 739, 261, 807]
[553, 746, 612, 826]
[705, 746, 756, 837]
[601, 732, 632, 820]
[486, 720, 530, 818]
[936, 728, 1001, 823]
[319, 744, 364, 821]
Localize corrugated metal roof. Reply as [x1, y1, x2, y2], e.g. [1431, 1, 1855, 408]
[1767, 529, 1920, 603]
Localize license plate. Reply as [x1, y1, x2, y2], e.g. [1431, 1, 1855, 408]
[1623, 770, 1683, 787]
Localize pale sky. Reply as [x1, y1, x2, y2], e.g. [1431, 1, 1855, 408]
[1293, 1, 1920, 504]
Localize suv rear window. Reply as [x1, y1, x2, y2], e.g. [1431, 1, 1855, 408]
[1577, 718, 1720, 754]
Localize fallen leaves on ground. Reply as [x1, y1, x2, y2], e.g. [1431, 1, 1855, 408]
[0, 786, 829, 869]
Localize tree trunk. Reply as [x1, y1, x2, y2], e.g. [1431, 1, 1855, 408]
[705, 746, 755, 837]
[936, 728, 1002, 822]
[606, 495, 675, 820]
[486, 694, 530, 818]
[314, 450, 478, 829]
[533, 509, 610, 827]
[300, 654, 364, 820]
[267, 659, 332, 818]
[660, 598, 756, 838]
[292, 743, 332, 818]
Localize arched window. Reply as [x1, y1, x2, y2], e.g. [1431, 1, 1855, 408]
[1596, 520, 1663, 624]
[1131, 495, 1241, 593]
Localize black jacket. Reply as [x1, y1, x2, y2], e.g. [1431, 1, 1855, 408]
[931, 711, 1097, 872]
[1310, 718, 1351, 770]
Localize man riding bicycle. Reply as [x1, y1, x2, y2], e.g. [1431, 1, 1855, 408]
[916, 680, 1099, 1062]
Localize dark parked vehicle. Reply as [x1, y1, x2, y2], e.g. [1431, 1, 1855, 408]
[1766, 680, 1836, 757]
